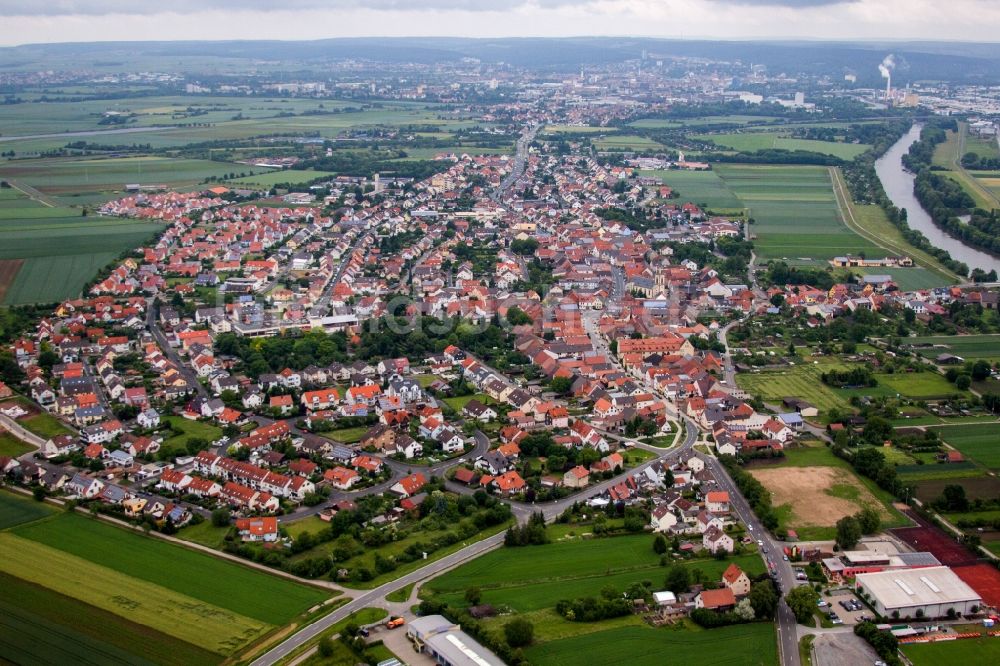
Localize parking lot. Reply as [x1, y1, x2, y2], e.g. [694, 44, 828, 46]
[812, 631, 880, 666]
[818, 589, 872, 626]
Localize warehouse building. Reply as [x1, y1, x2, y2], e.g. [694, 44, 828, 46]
[407, 615, 505, 666]
[855, 566, 981, 619]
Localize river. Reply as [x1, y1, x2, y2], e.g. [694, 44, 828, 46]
[874, 123, 1000, 274]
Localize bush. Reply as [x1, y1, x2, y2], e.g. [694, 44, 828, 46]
[504, 617, 534, 648]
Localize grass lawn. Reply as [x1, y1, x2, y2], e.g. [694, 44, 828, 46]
[928, 422, 1000, 470]
[13, 512, 330, 626]
[877, 372, 963, 399]
[177, 519, 231, 549]
[0, 571, 219, 666]
[526, 622, 777, 666]
[160, 415, 223, 454]
[279, 607, 389, 666]
[284, 515, 329, 540]
[18, 410, 73, 439]
[0, 489, 54, 529]
[902, 636, 1000, 666]
[0, 430, 34, 457]
[386, 583, 414, 603]
[320, 426, 369, 444]
[443, 393, 491, 411]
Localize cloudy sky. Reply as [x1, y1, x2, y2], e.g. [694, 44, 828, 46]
[1, 0, 998, 46]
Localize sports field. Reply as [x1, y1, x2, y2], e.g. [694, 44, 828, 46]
[928, 422, 1000, 470]
[1, 512, 329, 657]
[526, 622, 777, 666]
[696, 131, 870, 160]
[902, 636, 1000, 666]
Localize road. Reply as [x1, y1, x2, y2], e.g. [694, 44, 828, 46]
[145, 298, 209, 399]
[491, 124, 538, 204]
[254, 417, 701, 665]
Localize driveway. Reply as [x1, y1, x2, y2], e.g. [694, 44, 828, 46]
[811, 631, 879, 666]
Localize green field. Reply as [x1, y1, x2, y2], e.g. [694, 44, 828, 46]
[735, 358, 854, 414]
[223, 169, 337, 189]
[0, 430, 33, 457]
[902, 636, 1000, 666]
[526, 622, 777, 666]
[17, 409, 74, 438]
[877, 372, 962, 399]
[0, 192, 162, 304]
[697, 132, 870, 160]
[716, 164, 880, 261]
[0, 490, 54, 530]
[928, 422, 1000, 470]
[593, 135, 667, 151]
[543, 125, 616, 134]
[425, 534, 764, 613]
[908, 334, 1000, 363]
[10, 512, 329, 626]
[0, 571, 219, 666]
[160, 415, 223, 455]
[638, 169, 744, 211]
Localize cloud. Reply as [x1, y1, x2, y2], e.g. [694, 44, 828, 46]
[709, 0, 855, 6]
[0, 0, 588, 16]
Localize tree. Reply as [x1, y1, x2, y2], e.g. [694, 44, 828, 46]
[856, 505, 880, 534]
[317, 636, 334, 658]
[748, 580, 778, 619]
[210, 507, 232, 527]
[836, 515, 862, 550]
[786, 585, 820, 624]
[549, 376, 573, 395]
[956, 374, 972, 391]
[505, 306, 533, 326]
[664, 565, 690, 593]
[940, 484, 970, 512]
[653, 534, 668, 555]
[734, 598, 756, 621]
[464, 586, 482, 606]
[504, 617, 534, 647]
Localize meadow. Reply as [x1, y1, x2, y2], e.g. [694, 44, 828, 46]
[0, 430, 33, 457]
[735, 358, 854, 415]
[160, 415, 224, 455]
[424, 533, 765, 613]
[696, 131, 870, 160]
[928, 422, 1000, 470]
[526, 622, 777, 666]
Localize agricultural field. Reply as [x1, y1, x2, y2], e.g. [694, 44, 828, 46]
[0, 571, 219, 666]
[0, 155, 269, 200]
[543, 125, 616, 134]
[0, 490, 54, 530]
[928, 422, 1000, 470]
[902, 636, 1000, 666]
[696, 131, 870, 160]
[629, 115, 781, 129]
[3, 512, 330, 657]
[637, 169, 744, 212]
[970, 170, 1000, 201]
[910, 475, 1000, 504]
[526, 622, 777, 666]
[735, 357, 854, 415]
[592, 135, 667, 151]
[222, 169, 336, 189]
[907, 334, 1000, 364]
[716, 164, 880, 262]
[0, 189, 162, 304]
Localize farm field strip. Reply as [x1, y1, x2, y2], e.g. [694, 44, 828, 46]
[928, 422, 1000, 470]
[696, 131, 870, 159]
[13, 512, 330, 624]
[0, 533, 268, 655]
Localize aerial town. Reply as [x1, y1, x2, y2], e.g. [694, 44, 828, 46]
[2, 19, 1000, 666]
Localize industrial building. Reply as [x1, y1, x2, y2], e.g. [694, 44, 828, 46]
[407, 615, 505, 666]
[822, 550, 940, 582]
[854, 566, 982, 619]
